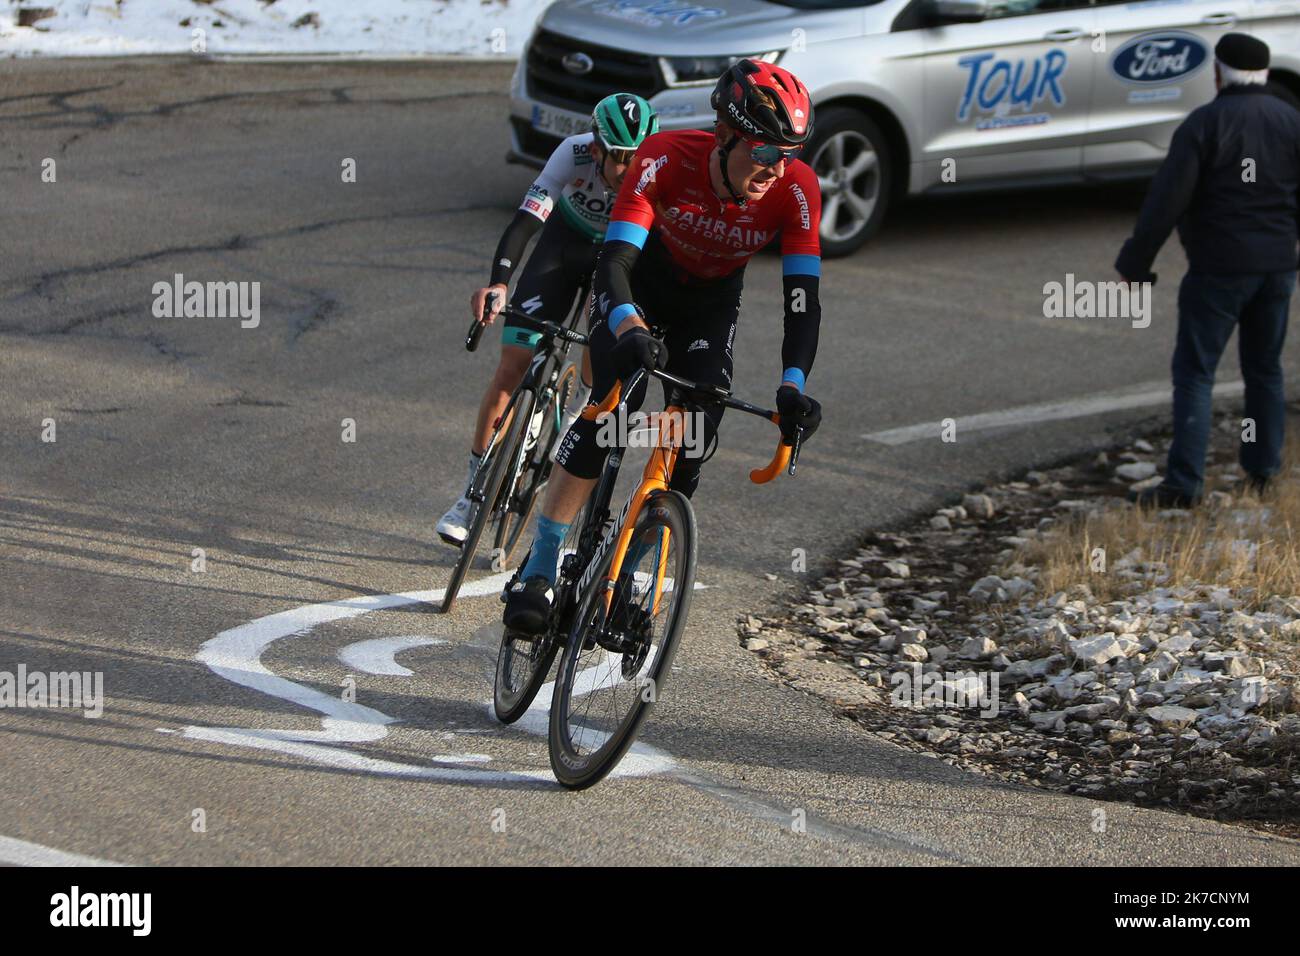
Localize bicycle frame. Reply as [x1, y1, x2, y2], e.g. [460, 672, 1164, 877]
[469, 299, 589, 514]
[567, 366, 797, 622]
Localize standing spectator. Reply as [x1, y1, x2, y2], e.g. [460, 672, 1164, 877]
[1117, 33, 1300, 507]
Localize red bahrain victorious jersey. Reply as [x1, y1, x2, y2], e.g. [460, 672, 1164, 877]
[609, 130, 821, 280]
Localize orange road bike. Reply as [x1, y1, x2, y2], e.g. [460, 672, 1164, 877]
[493, 363, 800, 789]
[440, 292, 588, 614]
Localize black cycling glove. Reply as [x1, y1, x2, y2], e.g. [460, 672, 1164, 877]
[612, 327, 669, 380]
[776, 385, 822, 444]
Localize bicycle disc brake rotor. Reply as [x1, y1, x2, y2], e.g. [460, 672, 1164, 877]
[596, 589, 653, 679]
[507, 629, 549, 685]
[620, 606, 653, 680]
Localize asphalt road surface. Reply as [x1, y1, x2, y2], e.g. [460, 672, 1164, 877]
[3, 57, 1298, 866]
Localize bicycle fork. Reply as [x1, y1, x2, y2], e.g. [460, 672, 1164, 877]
[576, 428, 681, 619]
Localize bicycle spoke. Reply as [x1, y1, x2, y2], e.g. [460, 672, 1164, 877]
[559, 515, 684, 760]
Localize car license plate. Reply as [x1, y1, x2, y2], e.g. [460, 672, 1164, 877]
[531, 104, 590, 138]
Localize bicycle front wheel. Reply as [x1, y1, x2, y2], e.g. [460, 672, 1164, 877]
[493, 500, 587, 724]
[494, 360, 577, 567]
[441, 389, 535, 614]
[548, 490, 697, 789]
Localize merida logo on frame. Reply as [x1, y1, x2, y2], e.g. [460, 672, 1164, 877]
[49, 886, 151, 936]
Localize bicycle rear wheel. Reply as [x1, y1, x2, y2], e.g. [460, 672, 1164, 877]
[548, 490, 697, 789]
[493, 502, 587, 723]
[494, 360, 578, 568]
[440, 389, 535, 614]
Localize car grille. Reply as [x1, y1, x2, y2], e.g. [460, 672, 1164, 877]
[526, 29, 664, 113]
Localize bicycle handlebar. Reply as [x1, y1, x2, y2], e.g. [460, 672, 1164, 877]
[580, 365, 803, 483]
[749, 416, 799, 484]
[465, 292, 496, 352]
[465, 293, 590, 352]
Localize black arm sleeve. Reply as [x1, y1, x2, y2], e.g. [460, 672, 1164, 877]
[1115, 115, 1204, 282]
[593, 239, 642, 333]
[781, 273, 821, 385]
[489, 211, 546, 287]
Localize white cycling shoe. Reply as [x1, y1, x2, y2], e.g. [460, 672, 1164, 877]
[436, 496, 478, 547]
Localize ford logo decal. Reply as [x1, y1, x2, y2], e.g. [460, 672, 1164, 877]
[1111, 31, 1209, 85]
[563, 52, 594, 75]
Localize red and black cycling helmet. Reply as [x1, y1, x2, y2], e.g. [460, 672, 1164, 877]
[710, 58, 813, 146]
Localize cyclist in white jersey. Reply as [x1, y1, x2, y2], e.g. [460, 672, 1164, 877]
[437, 93, 659, 545]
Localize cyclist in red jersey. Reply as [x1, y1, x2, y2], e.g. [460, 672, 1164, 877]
[504, 59, 826, 633]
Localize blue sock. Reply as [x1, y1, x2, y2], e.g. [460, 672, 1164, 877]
[521, 515, 570, 585]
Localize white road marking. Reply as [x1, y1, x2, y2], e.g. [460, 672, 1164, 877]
[861, 379, 1246, 446]
[500, 650, 672, 777]
[337, 635, 447, 676]
[0, 835, 127, 867]
[175, 571, 676, 784]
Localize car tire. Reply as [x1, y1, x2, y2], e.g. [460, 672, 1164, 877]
[803, 107, 893, 257]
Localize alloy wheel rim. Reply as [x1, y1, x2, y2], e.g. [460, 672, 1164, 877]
[811, 130, 880, 243]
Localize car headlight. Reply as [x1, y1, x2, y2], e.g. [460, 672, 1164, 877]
[659, 51, 782, 87]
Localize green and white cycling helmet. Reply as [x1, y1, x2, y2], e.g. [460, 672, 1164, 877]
[591, 93, 658, 162]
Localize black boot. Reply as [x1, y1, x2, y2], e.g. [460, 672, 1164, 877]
[1128, 482, 1199, 508]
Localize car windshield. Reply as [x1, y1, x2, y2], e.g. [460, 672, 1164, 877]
[761, 0, 885, 7]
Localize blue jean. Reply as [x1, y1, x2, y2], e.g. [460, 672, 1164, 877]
[1165, 270, 1295, 497]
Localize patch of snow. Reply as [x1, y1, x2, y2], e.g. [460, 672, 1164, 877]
[2, 0, 554, 57]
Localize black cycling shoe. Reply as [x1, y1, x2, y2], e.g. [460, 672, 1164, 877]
[1128, 482, 1199, 509]
[502, 575, 554, 637]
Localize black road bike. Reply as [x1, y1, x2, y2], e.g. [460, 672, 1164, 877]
[440, 289, 588, 614]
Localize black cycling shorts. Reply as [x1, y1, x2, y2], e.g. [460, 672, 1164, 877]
[502, 215, 598, 349]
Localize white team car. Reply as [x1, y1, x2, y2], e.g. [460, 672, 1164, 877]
[508, 0, 1300, 255]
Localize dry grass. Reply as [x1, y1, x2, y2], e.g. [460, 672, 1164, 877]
[1020, 431, 1300, 610]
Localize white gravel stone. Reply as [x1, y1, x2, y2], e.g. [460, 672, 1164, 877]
[881, 560, 910, 578]
[1157, 633, 1195, 654]
[1065, 702, 1113, 721]
[1150, 651, 1181, 678]
[958, 636, 997, 660]
[1144, 705, 1199, 731]
[1068, 634, 1126, 666]
[1003, 577, 1035, 600]
[1116, 461, 1158, 481]
[1029, 710, 1067, 731]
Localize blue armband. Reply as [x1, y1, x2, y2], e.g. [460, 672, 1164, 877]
[605, 221, 649, 249]
[781, 368, 806, 393]
[608, 303, 639, 334]
[782, 254, 821, 277]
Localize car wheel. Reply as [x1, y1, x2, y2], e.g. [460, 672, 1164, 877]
[804, 107, 893, 257]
